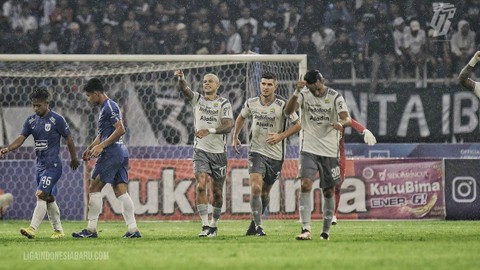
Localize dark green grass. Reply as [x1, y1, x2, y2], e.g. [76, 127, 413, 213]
[1, 220, 479, 270]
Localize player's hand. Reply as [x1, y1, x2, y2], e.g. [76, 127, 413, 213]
[232, 138, 242, 154]
[0, 147, 8, 158]
[89, 145, 104, 158]
[195, 129, 209, 139]
[266, 132, 283, 145]
[70, 158, 80, 170]
[295, 79, 306, 93]
[82, 149, 91, 161]
[331, 122, 344, 131]
[363, 129, 377, 146]
[174, 70, 185, 80]
[475, 51, 480, 61]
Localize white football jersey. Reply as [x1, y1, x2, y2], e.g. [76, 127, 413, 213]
[296, 87, 348, 157]
[240, 96, 299, 160]
[191, 91, 233, 153]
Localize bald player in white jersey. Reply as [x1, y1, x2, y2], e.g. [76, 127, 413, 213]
[458, 51, 480, 95]
[175, 70, 234, 237]
[285, 70, 352, 241]
[232, 72, 301, 236]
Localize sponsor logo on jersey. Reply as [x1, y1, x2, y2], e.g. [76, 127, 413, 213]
[35, 140, 48, 151]
[49, 117, 56, 124]
[199, 106, 219, 115]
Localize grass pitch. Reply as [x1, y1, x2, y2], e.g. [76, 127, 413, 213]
[1, 220, 479, 270]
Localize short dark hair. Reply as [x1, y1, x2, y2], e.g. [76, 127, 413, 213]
[261, 72, 276, 80]
[30, 86, 50, 102]
[84, 78, 104, 93]
[304, 70, 323, 84]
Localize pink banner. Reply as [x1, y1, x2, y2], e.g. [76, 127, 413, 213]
[353, 159, 446, 219]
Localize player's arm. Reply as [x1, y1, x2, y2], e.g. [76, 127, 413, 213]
[0, 135, 27, 157]
[232, 114, 246, 154]
[89, 120, 125, 158]
[351, 118, 376, 145]
[175, 70, 194, 101]
[83, 135, 100, 161]
[285, 79, 305, 115]
[458, 51, 480, 95]
[266, 120, 301, 145]
[65, 134, 80, 170]
[196, 118, 234, 138]
[332, 111, 352, 131]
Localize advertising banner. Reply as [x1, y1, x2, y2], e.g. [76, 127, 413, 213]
[444, 159, 480, 220]
[84, 158, 445, 221]
[351, 159, 445, 219]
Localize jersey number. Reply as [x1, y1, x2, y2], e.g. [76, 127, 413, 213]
[40, 176, 52, 189]
[331, 166, 340, 179]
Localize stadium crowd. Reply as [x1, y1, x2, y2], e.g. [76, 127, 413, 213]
[0, 0, 478, 80]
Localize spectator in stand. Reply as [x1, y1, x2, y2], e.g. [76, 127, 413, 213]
[404, 20, 427, 87]
[311, 26, 336, 78]
[75, 5, 93, 30]
[451, 20, 476, 73]
[39, 32, 59, 54]
[13, 4, 38, 34]
[117, 20, 144, 54]
[239, 23, 257, 53]
[193, 21, 212, 54]
[226, 24, 242, 54]
[259, 7, 281, 32]
[60, 22, 89, 54]
[296, 32, 319, 70]
[392, 17, 410, 78]
[256, 28, 275, 54]
[367, 16, 396, 98]
[427, 27, 453, 80]
[172, 23, 192, 54]
[297, 4, 323, 35]
[236, 7, 258, 35]
[355, 0, 380, 30]
[330, 28, 355, 79]
[272, 30, 294, 54]
[216, 2, 233, 32]
[91, 25, 119, 54]
[101, 3, 122, 29]
[350, 20, 371, 78]
[324, 0, 353, 31]
[210, 23, 226, 54]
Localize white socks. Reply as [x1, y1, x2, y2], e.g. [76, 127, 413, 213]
[118, 193, 138, 233]
[47, 201, 63, 231]
[86, 192, 102, 232]
[197, 204, 209, 226]
[30, 200, 47, 230]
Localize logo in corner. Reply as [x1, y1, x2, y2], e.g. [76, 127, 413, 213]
[429, 3, 456, 38]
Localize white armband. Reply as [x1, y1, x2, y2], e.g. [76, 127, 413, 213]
[208, 128, 216, 134]
[474, 82, 480, 98]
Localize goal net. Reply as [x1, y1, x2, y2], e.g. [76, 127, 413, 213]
[0, 54, 310, 221]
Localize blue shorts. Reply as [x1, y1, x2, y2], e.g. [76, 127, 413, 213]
[92, 146, 129, 185]
[36, 166, 63, 196]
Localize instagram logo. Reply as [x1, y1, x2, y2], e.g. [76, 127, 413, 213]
[452, 177, 477, 203]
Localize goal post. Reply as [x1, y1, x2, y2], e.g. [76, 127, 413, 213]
[0, 54, 308, 221]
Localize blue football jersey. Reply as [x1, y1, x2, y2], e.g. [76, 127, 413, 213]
[21, 110, 71, 170]
[97, 99, 128, 157]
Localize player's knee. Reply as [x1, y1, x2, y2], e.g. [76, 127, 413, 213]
[36, 191, 50, 201]
[196, 184, 207, 194]
[323, 188, 334, 198]
[300, 178, 313, 191]
[251, 184, 262, 196]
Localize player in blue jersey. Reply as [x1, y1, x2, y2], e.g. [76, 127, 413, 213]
[72, 78, 141, 239]
[0, 87, 80, 239]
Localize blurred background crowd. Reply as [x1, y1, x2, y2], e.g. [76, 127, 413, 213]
[0, 0, 479, 81]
